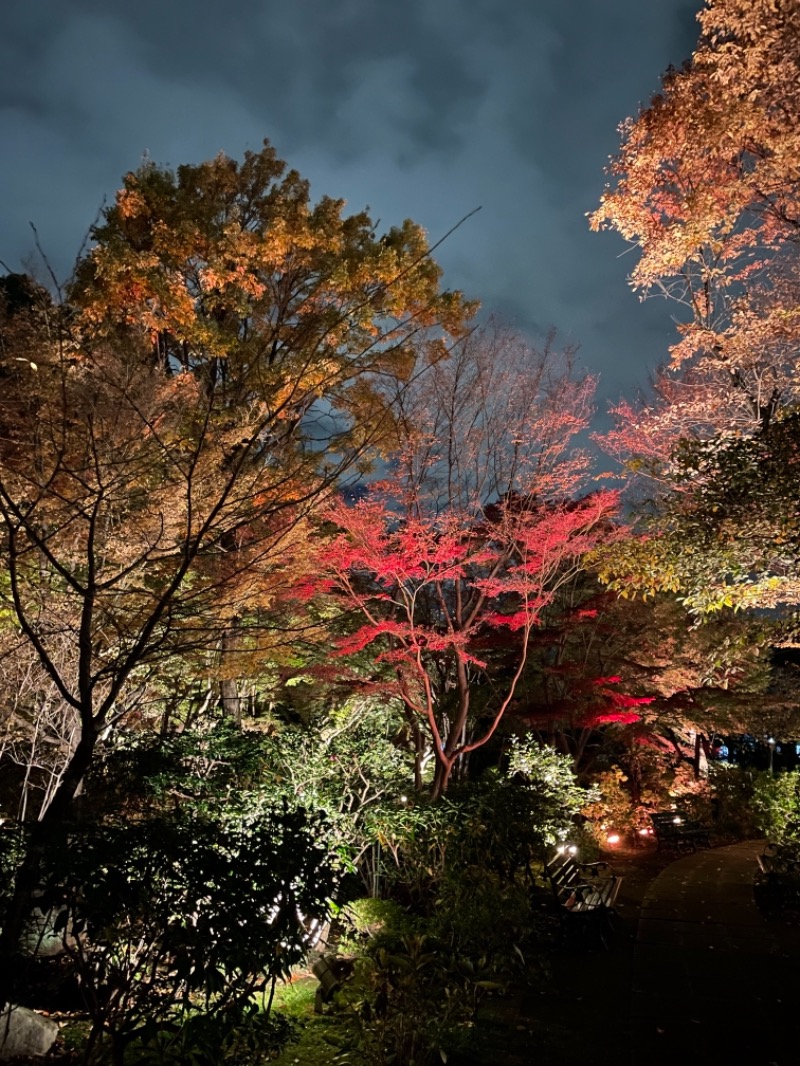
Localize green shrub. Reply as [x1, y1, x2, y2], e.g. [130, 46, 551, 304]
[36, 801, 342, 1065]
[332, 934, 478, 1066]
[751, 770, 800, 842]
[506, 736, 595, 842]
[363, 742, 591, 906]
[430, 866, 551, 982]
[337, 898, 418, 954]
[128, 1004, 297, 1066]
[710, 765, 800, 842]
[319, 751, 583, 1064]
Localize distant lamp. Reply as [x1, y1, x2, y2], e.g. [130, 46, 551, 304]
[567, 844, 578, 855]
[673, 816, 683, 825]
[607, 832, 621, 846]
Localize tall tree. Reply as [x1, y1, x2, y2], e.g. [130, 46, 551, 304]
[589, 0, 800, 626]
[591, 0, 800, 460]
[0, 142, 471, 1005]
[71, 142, 473, 720]
[299, 325, 618, 798]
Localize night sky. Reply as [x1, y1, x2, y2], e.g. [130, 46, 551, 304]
[1, 0, 700, 413]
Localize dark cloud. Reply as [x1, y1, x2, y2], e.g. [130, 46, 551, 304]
[0, 0, 700, 410]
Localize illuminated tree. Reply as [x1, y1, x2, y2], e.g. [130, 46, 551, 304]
[0, 141, 471, 1005]
[594, 412, 800, 616]
[591, 0, 800, 462]
[300, 326, 618, 798]
[589, 0, 800, 626]
[591, 0, 800, 362]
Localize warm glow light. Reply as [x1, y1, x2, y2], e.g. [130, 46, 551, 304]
[672, 816, 683, 824]
[607, 833, 621, 845]
[567, 845, 578, 855]
[638, 828, 651, 836]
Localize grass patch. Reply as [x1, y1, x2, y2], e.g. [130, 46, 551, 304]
[271, 976, 318, 1019]
[271, 976, 345, 1066]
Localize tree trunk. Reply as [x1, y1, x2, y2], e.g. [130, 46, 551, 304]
[693, 732, 709, 780]
[219, 624, 242, 725]
[0, 723, 98, 1012]
[429, 755, 453, 802]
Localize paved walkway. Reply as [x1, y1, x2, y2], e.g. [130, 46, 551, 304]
[631, 841, 800, 1066]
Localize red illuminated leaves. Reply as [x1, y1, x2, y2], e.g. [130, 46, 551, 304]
[320, 488, 619, 656]
[592, 711, 643, 725]
[291, 323, 624, 796]
[300, 483, 619, 796]
[582, 677, 654, 728]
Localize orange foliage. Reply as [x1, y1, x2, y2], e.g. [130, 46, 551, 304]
[592, 0, 800, 466]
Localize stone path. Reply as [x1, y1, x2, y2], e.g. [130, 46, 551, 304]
[631, 841, 800, 1066]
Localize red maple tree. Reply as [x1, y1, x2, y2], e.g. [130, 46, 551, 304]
[299, 325, 619, 797]
[311, 488, 618, 799]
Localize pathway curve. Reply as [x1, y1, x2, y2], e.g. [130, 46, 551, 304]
[631, 841, 800, 1066]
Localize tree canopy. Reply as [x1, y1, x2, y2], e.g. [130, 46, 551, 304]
[0, 140, 473, 1009]
[591, 0, 800, 622]
[298, 325, 618, 798]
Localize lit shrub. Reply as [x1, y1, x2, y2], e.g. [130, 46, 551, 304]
[35, 801, 342, 1065]
[710, 765, 800, 842]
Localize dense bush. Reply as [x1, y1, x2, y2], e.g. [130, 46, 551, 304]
[92, 706, 411, 895]
[581, 765, 642, 841]
[3, 712, 406, 1062]
[332, 934, 480, 1066]
[710, 765, 800, 842]
[506, 736, 595, 839]
[34, 801, 342, 1065]
[362, 739, 589, 901]
[10, 726, 591, 1063]
[319, 741, 588, 1064]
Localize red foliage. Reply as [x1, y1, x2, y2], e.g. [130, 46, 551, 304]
[294, 324, 624, 796]
[592, 711, 643, 725]
[302, 487, 619, 796]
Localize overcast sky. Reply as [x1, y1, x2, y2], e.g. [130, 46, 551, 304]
[0, 0, 700, 412]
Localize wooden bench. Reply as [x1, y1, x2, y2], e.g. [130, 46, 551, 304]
[544, 845, 622, 945]
[649, 811, 711, 852]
